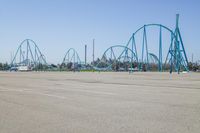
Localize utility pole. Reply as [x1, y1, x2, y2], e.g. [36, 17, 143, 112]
[192, 53, 194, 63]
[85, 45, 87, 65]
[92, 39, 95, 64]
[10, 52, 13, 65]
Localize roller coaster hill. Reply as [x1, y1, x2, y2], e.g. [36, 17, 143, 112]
[10, 39, 49, 71]
[94, 14, 189, 73]
[9, 14, 189, 73]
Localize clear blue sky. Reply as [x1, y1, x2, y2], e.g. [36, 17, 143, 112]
[0, 0, 199, 64]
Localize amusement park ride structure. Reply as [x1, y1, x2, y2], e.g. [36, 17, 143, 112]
[96, 14, 189, 73]
[10, 39, 47, 71]
[10, 14, 188, 73]
[61, 48, 82, 70]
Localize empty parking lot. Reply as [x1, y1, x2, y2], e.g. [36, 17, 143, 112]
[0, 72, 200, 133]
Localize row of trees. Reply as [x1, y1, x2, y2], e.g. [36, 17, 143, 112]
[0, 63, 9, 70]
[188, 62, 200, 72]
[59, 63, 82, 71]
[0, 61, 200, 72]
[92, 58, 200, 72]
